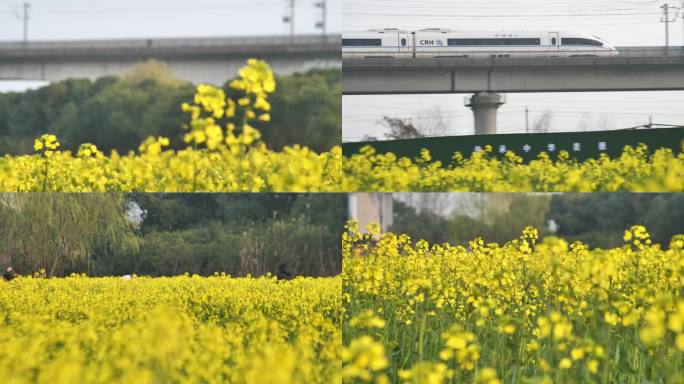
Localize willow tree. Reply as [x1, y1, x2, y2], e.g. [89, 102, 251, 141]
[0, 193, 139, 277]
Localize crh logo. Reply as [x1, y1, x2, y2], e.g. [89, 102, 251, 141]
[420, 40, 435, 45]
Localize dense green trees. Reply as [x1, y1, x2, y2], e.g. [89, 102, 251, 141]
[391, 194, 550, 245]
[124, 193, 346, 277]
[0, 63, 340, 154]
[0, 193, 346, 277]
[448, 194, 551, 245]
[391, 200, 452, 244]
[260, 70, 341, 152]
[390, 193, 684, 249]
[547, 193, 684, 248]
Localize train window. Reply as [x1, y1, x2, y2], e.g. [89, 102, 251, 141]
[401, 38, 407, 46]
[448, 38, 541, 46]
[342, 38, 382, 46]
[561, 38, 603, 46]
[551, 37, 557, 45]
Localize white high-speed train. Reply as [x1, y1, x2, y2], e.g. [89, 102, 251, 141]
[342, 29, 618, 58]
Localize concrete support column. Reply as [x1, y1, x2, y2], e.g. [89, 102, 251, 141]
[348, 193, 393, 233]
[465, 92, 506, 135]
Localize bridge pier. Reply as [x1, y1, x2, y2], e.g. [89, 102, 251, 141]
[465, 92, 505, 135]
[348, 193, 393, 233]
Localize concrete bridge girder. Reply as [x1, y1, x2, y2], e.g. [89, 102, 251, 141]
[0, 34, 342, 84]
[342, 49, 684, 94]
[342, 63, 684, 94]
[0, 57, 342, 85]
[342, 50, 684, 134]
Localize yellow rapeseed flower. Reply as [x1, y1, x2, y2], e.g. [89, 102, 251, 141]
[559, 358, 572, 369]
[343, 222, 684, 382]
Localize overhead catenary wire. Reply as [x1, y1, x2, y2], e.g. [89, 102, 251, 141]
[342, 0, 681, 46]
[343, 0, 664, 15]
[341, 122, 683, 142]
[1, 1, 282, 15]
[343, 0, 662, 10]
[345, 11, 660, 18]
[0, 0, 342, 41]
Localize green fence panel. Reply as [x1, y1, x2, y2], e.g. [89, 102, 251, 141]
[343, 127, 684, 164]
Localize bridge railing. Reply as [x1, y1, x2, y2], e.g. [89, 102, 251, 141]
[0, 34, 341, 57]
[616, 46, 684, 57]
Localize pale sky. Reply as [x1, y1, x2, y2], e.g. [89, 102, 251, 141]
[343, 0, 684, 141]
[0, 0, 342, 91]
[0, 0, 342, 40]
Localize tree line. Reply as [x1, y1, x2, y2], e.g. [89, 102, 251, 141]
[0, 193, 346, 277]
[391, 193, 684, 249]
[0, 61, 341, 155]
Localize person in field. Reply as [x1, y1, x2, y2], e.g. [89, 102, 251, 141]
[3, 267, 19, 281]
[276, 263, 293, 280]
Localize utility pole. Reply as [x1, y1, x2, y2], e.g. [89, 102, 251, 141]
[22, 2, 30, 43]
[660, 3, 678, 48]
[13, 2, 31, 43]
[662, 4, 670, 47]
[314, 0, 327, 36]
[283, 0, 295, 40]
[525, 106, 529, 133]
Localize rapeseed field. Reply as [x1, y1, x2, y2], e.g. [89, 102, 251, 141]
[0, 274, 341, 384]
[343, 222, 684, 383]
